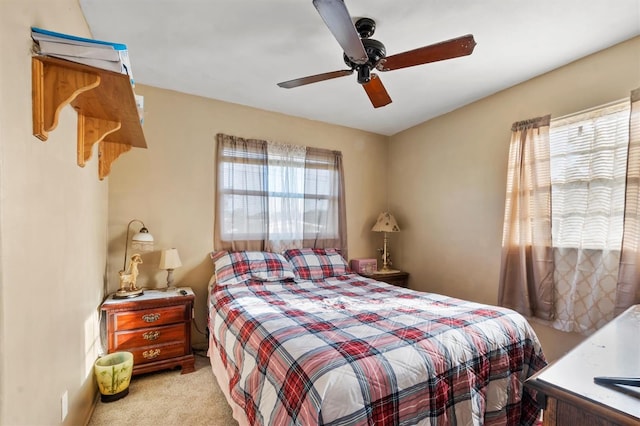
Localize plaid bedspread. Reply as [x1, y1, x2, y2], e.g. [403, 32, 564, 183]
[209, 275, 546, 426]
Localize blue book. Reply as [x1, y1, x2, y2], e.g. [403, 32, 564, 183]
[31, 27, 127, 50]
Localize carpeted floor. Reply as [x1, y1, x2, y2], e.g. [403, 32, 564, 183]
[88, 352, 238, 426]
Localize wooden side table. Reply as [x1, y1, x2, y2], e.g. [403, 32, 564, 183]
[361, 270, 409, 288]
[101, 288, 196, 375]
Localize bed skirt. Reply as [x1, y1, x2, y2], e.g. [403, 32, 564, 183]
[208, 338, 250, 426]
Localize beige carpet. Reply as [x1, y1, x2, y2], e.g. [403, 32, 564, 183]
[88, 353, 238, 426]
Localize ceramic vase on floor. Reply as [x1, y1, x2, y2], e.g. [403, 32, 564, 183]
[94, 351, 134, 402]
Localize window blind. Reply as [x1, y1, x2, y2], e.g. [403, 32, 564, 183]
[549, 100, 630, 250]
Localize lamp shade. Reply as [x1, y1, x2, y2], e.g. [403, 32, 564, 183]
[131, 228, 154, 253]
[371, 212, 400, 233]
[159, 248, 182, 270]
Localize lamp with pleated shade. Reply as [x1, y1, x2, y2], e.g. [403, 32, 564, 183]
[371, 212, 400, 273]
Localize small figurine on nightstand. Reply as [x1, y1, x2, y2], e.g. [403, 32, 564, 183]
[115, 254, 144, 298]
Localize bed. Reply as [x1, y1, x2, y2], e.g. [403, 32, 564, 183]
[207, 249, 547, 426]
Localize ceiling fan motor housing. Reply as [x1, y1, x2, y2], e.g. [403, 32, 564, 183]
[344, 38, 386, 83]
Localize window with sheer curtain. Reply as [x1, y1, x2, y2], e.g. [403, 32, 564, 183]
[214, 133, 347, 256]
[549, 101, 630, 332]
[500, 92, 640, 335]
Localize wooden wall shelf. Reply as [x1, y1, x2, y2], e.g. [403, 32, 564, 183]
[31, 55, 147, 179]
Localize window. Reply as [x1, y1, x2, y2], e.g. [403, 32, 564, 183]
[547, 100, 630, 333]
[214, 133, 347, 254]
[549, 101, 630, 251]
[499, 92, 640, 335]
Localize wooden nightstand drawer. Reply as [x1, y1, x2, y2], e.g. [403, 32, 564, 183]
[114, 323, 187, 349]
[113, 304, 187, 330]
[129, 342, 188, 365]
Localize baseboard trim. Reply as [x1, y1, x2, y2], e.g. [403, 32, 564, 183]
[81, 389, 100, 426]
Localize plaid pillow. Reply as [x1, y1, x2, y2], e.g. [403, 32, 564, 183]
[283, 248, 350, 280]
[211, 251, 295, 286]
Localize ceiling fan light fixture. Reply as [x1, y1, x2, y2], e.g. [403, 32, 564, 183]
[357, 66, 371, 84]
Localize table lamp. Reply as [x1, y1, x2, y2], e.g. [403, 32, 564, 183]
[371, 211, 400, 273]
[159, 248, 182, 290]
[115, 219, 154, 299]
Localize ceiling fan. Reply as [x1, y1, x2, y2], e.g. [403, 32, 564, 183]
[277, 0, 476, 108]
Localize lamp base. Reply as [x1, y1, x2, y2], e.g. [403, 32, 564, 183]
[164, 269, 176, 291]
[113, 288, 144, 299]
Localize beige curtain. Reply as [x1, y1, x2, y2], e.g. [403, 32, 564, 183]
[301, 147, 348, 258]
[617, 88, 640, 313]
[498, 115, 554, 320]
[214, 133, 348, 257]
[214, 134, 269, 252]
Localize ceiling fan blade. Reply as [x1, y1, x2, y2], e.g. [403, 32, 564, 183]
[277, 69, 353, 89]
[378, 34, 476, 71]
[312, 0, 368, 64]
[363, 74, 392, 108]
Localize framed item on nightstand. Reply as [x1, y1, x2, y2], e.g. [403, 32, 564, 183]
[350, 258, 377, 275]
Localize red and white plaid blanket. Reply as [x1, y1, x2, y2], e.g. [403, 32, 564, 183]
[209, 274, 546, 425]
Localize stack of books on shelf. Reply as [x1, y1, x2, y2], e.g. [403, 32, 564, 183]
[31, 27, 144, 125]
[31, 26, 134, 83]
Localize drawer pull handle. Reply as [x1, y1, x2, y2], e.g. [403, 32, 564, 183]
[143, 349, 161, 359]
[142, 313, 160, 323]
[143, 331, 160, 341]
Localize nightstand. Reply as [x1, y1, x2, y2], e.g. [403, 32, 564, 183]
[362, 271, 409, 288]
[100, 288, 196, 375]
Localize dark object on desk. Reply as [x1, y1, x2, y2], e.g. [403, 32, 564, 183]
[594, 376, 640, 388]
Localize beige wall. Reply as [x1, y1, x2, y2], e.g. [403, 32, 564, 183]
[389, 36, 640, 361]
[106, 87, 389, 347]
[1, 1, 106, 425]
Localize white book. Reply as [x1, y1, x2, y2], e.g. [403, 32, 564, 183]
[36, 39, 120, 62]
[46, 53, 126, 74]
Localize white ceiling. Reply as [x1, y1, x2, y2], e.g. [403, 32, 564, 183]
[79, 0, 640, 136]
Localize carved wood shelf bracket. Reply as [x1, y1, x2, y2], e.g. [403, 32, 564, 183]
[99, 141, 132, 180]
